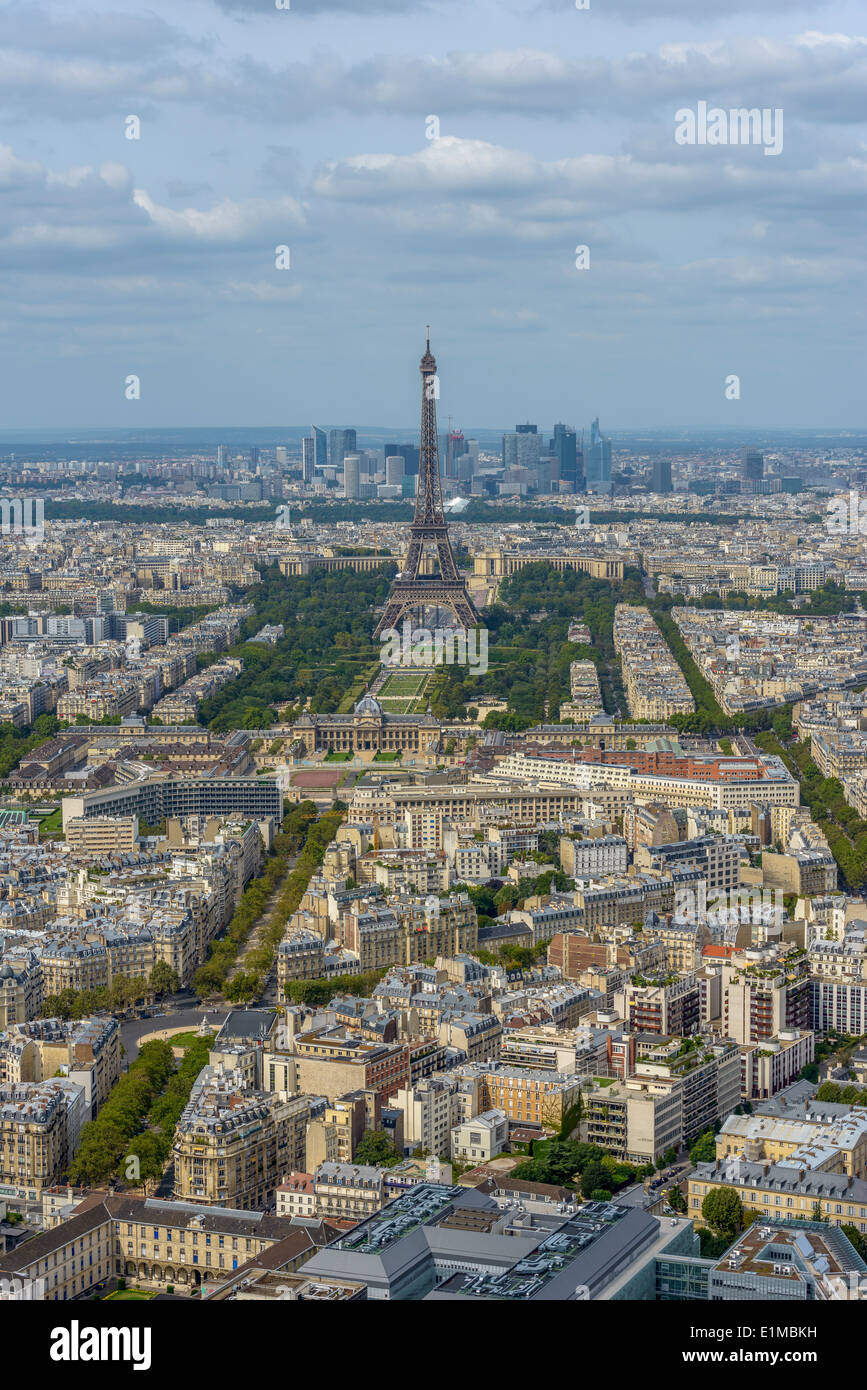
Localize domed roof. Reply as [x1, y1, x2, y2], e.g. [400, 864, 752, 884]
[355, 693, 383, 717]
[0, 962, 15, 980]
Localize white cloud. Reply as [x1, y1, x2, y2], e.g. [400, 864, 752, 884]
[131, 190, 305, 242]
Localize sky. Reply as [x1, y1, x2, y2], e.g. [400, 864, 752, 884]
[0, 0, 864, 431]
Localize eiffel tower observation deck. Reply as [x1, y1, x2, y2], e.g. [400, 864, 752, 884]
[373, 331, 477, 638]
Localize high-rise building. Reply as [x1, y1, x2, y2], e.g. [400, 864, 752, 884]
[343, 454, 361, 499]
[742, 450, 764, 483]
[311, 425, 327, 470]
[216, 445, 227, 467]
[385, 456, 405, 486]
[301, 437, 316, 483]
[502, 428, 541, 474]
[275, 446, 288, 466]
[249, 447, 260, 468]
[585, 417, 612, 493]
[330, 428, 357, 472]
[650, 458, 673, 494]
[384, 443, 420, 476]
[552, 423, 582, 492]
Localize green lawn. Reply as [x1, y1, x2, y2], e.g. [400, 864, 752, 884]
[104, 1289, 156, 1301]
[39, 807, 64, 835]
[166, 1030, 215, 1049]
[378, 669, 434, 714]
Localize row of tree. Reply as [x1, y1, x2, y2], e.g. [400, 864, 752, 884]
[225, 801, 348, 1003]
[40, 962, 179, 1021]
[68, 1034, 213, 1188]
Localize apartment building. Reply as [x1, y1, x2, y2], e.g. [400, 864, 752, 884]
[292, 1030, 411, 1102]
[584, 1076, 683, 1165]
[721, 947, 811, 1044]
[619, 973, 701, 1037]
[741, 1030, 816, 1101]
[312, 1162, 386, 1222]
[277, 930, 326, 995]
[559, 834, 628, 877]
[451, 1062, 582, 1129]
[0, 1080, 85, 1206]
[393, 1079, 458, 1158]
[64, 816, 139, 854]
[172, 1068, 311, 1210]
[613, 604, 695, 721]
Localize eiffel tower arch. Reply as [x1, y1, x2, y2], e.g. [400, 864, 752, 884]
[374, 332, 477, 638]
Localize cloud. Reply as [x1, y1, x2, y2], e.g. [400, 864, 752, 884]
[212, 0, 425, 11]
[543, 0, 833, 16]
[0, 27, 864, 128]
[131, 190, 306, 243]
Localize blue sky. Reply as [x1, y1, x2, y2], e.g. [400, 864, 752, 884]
[0, 0, 864, 430]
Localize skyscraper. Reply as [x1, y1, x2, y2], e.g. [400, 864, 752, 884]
[552, 423, 582, 492]
[585, 417, 612, 493]
[343, 454, 361, 499]
[650, 458, 673, 494]
[301, 437, 315, 483]
[311, 426, 327, 470]
[384, 443, 420, 475]
[503, 426, 541, 474]
[742, 450, 764, 483]
[330, 428, 357, 472]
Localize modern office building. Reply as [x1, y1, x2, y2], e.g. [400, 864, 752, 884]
[585, 417, 612, 493]
[329, 428, 357, 472]
[552, 423, 583, 492]
[343, 454, 361, 499]
[650, 458, 673, 494]
[742, 450, 764, 484]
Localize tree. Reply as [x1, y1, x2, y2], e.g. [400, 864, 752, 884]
[581, 1160, 611, 1200]
[149, 961, 179, 997]
[842, 1224, 866, 1259]
[122, 1132, 168, 1192]
[690, 1129, 717, 1165]
[353, 1130, 401, 1168]
[663, 1147, 677, 1165]
[667, 1185, 687, 1213]
[701, 1188, 744, 1242]
[590, 1189, 612, 1203]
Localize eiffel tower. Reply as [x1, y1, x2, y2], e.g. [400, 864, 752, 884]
[374, 331, 477, 638]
